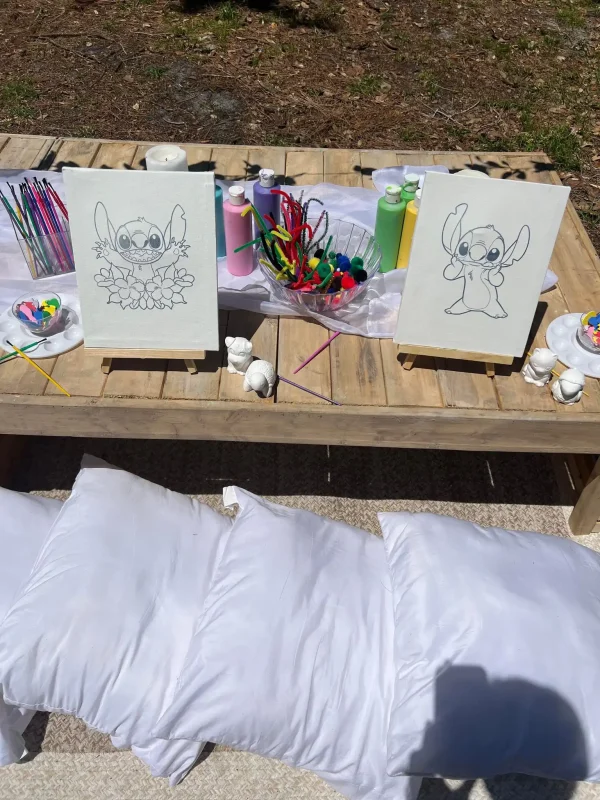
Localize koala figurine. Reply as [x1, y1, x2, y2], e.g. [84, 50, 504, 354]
[226, 336, 253, 375]
[521, 348, 557, 387]
[243, 359, 276, 398]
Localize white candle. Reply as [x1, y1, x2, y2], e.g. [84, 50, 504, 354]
[145, 145, 188, 172]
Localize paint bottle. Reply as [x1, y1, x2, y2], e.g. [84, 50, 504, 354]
[224, 186, 254, 276]
[253, 168, 281, 237]
[215, 185, 226, 259]
[396, 188, 421, 269]
[375, 184, 405, 273]
[401, 173, 419, 203]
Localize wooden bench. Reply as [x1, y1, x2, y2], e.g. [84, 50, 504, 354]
[0, 134, 599, 534]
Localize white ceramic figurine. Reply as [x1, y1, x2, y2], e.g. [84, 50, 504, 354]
[521, 348, 558, 387]
[225, 336, 253, 375]
[243, 359, 276, 398]
[551, 367, 586, 405]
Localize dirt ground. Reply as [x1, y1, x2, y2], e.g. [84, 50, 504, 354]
[0, 0, 599, 245]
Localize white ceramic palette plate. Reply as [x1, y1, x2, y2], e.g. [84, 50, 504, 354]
[0, 293, 83, 359]
[546, 312, 600, 378]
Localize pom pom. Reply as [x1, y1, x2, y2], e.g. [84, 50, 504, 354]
[354, 268, 368, 283]
[341, 274, 356, 290]
[350, 256, 364, 269]
[337, 255, 352, 272]
[314, 248, 324, 259]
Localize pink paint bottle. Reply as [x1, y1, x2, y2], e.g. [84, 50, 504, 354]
[224, 185, 254, 276]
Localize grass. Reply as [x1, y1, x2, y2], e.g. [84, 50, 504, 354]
[556, 6, 586, 26]
[419, 69, 440, 98]
[209, 2, 242, 43]
[478, 122, 582, 171]
[145, 65, 168, 79]
[278, 0, 343, 31]
[542, 33, 562, 49]
[0, 79, 38, 120]
[483, 38, 511, 58]
[349, 74, 382, 96]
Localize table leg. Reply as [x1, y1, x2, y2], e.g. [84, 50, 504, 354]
[569, 457, 600, 536]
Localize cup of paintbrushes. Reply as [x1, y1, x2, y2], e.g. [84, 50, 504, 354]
[14, 221, 74, 280]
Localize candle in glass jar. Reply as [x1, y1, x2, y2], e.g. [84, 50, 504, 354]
[145, 145, 188, 172]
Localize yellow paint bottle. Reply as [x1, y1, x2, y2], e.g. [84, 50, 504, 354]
[396, 188, 421, 269]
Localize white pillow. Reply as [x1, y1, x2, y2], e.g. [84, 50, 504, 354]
[0, 488, 62, 766]
[378, 511, 600, 781]
[0, 461, 232, 785]
[155, 487, 421, 800]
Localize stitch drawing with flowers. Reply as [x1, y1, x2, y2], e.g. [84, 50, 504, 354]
[93, 202, 195, 310]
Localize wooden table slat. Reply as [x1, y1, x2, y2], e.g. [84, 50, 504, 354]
[0, 135, 55, 170]
[162, 311, 228, 400]
[277, 318, 333, 404]
[212, 147, 248, 180]
[248, 148, 286, 181]
[286, 149, 324, 185]
[103, 360, 167, 398]
[45, 138, 100, 171]
[323, 149, 360, 176]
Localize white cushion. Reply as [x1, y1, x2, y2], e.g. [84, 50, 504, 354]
[0, 461, 232, 785]
[0, 488, 62, 766]
[378, 511, 600, 781]
[155, 487, 421, 800]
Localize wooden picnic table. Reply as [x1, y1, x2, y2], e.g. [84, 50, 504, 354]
[0, 133, 599, 534]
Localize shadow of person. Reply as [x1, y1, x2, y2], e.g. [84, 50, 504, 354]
[409, 665, 587, 800]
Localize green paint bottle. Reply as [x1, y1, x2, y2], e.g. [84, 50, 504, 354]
[375, 184, 405, 273]
[401, 173, 420, 203]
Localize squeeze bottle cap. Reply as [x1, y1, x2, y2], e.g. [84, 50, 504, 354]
[414, 188, 422, 208]
[404, 172, 419, 185]
[384, 184, 402, 204]
[228, 185, 246, 205]
[259, 168, 276, 187]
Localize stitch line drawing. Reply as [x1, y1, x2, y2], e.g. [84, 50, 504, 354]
[92, 202, 195, 310]
[441, 203, 530, 319]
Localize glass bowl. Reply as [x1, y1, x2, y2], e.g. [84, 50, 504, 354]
[258, 218, 382, 314]
[12, 293, 64, 337]
[577, 312, 600, 354]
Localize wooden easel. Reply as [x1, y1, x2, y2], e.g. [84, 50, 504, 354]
[85, 348, 206, 375]
[398, 344, 513, 378]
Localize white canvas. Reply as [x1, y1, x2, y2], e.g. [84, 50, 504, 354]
[63, 168, 219, 351]
[394, 172, 570, 358]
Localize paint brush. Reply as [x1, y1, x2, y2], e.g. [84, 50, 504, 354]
[293, 332, 341, 374]
[278, 375, 341, 405]
[6, 340, 71, 397]
[0, 339, 46, 364]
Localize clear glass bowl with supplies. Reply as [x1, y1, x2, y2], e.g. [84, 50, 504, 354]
[258, 218, 382, 314]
